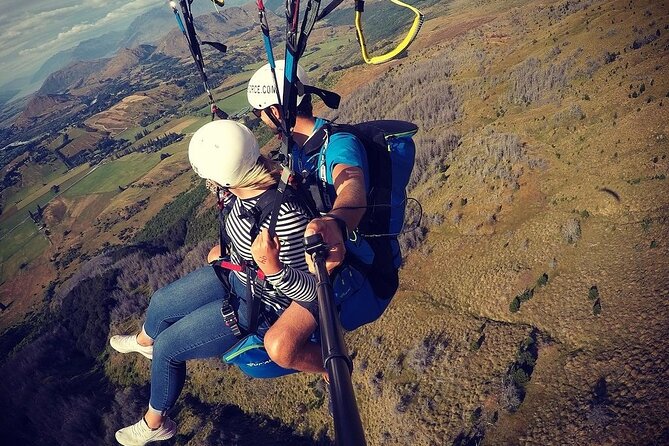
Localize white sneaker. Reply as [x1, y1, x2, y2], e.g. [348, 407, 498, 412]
[109, 334, 153, 359]
[115, 417, 176, 446]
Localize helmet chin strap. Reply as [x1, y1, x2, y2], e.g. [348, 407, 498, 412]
[265, 109, 287, 150]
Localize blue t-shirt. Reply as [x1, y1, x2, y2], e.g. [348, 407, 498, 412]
[292, 118, 376, 264]
[291, 118, 369, 198]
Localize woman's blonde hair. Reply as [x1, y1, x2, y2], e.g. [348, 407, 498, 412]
[231, 155, 280, 189]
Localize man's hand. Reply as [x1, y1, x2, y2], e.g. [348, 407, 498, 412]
[251, 229, 283, 275]
[304, 217, 346, 274]
[211, 104, 228, 119]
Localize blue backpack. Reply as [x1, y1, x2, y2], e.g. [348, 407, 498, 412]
[303, 120, 418, 326]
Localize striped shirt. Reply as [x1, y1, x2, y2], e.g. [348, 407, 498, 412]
[225, 193, 316, 313]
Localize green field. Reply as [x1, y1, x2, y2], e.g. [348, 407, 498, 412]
[0, 220, 49, 280]
[181, 116, 211, 134]
[15, 164, 89, 211]
[115, 125, 145, 142]
[116, 116, 176, 142]
[193, 86, 249, 118]
[0, 190, 57, 239]
[1, 165, 89, 238]
[4, 159, 69, 206]
[64, 152, 164, 197]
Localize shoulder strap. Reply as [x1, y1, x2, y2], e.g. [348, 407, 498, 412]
[252, 185, 319, 230]
[218, 189, 236, 256]
[239, 186, 300, 333]
[303, 125, 329, 157]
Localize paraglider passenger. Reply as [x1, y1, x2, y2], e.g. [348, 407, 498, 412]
[109, 120, 320, 445]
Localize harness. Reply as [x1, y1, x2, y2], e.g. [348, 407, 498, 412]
[211, 186, 313, 338]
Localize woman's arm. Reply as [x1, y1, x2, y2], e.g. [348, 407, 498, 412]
[251, 202, 317, 303]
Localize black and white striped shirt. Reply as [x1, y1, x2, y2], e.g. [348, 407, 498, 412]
[225, 193, 316, 313]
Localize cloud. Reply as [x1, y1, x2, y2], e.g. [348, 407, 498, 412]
[4, 5, 80, 37]
[18, 0, 158, 57]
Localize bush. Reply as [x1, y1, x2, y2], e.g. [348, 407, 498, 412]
[593, 298, 602, 315]
[562, 218, 582, 244]
[395, 382, 420, 414]
[507, 56, 575, 105]
[517, 288, 535, 302]
[409, 331, 448, 373]
[588, 285, 599, 300]
[536, 273, 549, 287]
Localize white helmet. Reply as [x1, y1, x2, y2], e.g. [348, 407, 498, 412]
[247, 60, 310, 110]
[188, 120, 260, 188]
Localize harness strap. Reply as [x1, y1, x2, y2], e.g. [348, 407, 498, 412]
[220, 298, 243, 337]
[215, 259, 267, 280]
[316, 0, 345, 21]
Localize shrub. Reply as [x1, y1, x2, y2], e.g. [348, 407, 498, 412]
[536, 273, 549, 287]
[604, 51, 619, 64]
[593, 298, 602, 315]
[562, 218, 582, 244]
[395, 382, 420, 414]
[497, 376, 522, 412]
[409, 331, 448, 373]
[507, 56, 574, 105]
[517, 288, 535, 302]
[512, 368, 530, 387]
[588, 285, 599, 301]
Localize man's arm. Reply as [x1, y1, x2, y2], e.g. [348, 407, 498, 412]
[328, 163, 367, 229]
[305, 163, 366, 272]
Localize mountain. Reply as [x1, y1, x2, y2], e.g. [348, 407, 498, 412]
[15, 44, 160, 133]
[0, 78, 29, 107]
[12, 93, 84, 129]
[8, 4, 266, 139]
[118, 7, 181, 50]
[89, 45, 158, 83]
[29, 5, 185, 93]
[154, 6, 261, 60]
[35, 44, 158, 98]
[31, 31, 125, 87]
[37, 59, 111, 96]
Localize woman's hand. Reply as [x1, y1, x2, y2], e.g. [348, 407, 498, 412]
[251, 229, 283, 275]
[207, 244, 222, 264]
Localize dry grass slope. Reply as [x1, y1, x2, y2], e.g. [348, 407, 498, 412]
[106, 0, 669, 444]
[4, 0, 668, 444]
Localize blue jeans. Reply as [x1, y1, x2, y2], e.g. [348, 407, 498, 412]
[143, 266, 265, 413]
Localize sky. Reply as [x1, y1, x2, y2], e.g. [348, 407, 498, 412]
[0, 0, 167, 88]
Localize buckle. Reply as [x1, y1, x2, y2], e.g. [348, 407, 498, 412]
[220, 303, 242, 337]
[220, 302, 236, 326]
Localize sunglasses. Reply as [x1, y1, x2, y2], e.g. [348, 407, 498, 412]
[252, 108, 263, 118]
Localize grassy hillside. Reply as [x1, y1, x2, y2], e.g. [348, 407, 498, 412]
[106, 0, 666, 444]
